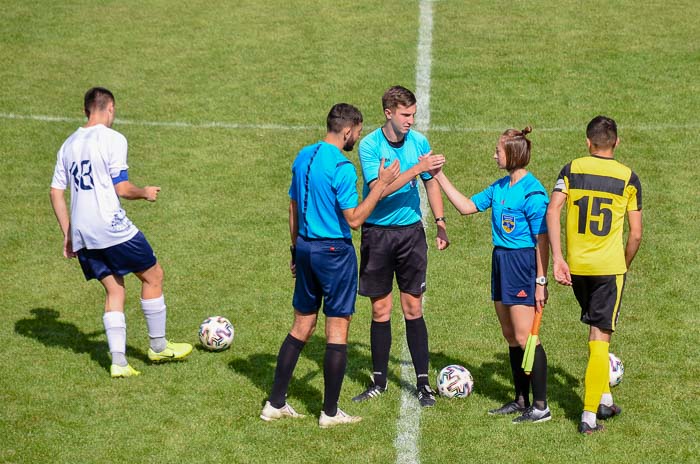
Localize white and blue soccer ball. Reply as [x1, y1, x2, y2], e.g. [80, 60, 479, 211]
[609, 352, 624, 387]
[437, 364, 474, 398]
[198, 316, 234, 351]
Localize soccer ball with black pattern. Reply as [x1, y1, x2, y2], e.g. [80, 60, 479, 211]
[198, 316, 234, 351]
[437, 364, 474, 398]
[609, 352, 624, 387]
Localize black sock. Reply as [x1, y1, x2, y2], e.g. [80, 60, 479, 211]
[508, 346, 530, 407]
[370, 320, 391, 388]
[531, 344, 548, 410]
[323, 343, 347, 417]
[269, 334, 305, 408]
[405, 317, 430, 387]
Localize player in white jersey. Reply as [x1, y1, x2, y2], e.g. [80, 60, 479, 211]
[50, 87, 192, 378]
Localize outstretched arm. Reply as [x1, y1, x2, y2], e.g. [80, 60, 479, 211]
[115, 180, 161, 201]
[49, 187, 76, 258]
[431, 170, 478, 216]
[546, 191, 571, 286]
[424, 177, 449, 250]
[368, 152, 445, 199]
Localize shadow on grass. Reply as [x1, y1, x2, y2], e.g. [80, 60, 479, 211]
[14, 308, 148, 372]
[431, 349, 582, 422]
[229, 333, 411, 415]
[229, 327, 583, 423]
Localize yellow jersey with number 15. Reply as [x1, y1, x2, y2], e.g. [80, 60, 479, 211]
[553, 155, 642, 275]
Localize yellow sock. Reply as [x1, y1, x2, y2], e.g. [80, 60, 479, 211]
[583, 340, 610, 413]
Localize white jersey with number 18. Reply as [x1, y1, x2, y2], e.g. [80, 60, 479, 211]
[51, 124, 139, 252]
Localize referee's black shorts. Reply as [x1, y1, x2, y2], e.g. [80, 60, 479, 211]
[359, 221, 427, 297]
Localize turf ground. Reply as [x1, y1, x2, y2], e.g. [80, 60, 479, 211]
[1, 1, 699, 463]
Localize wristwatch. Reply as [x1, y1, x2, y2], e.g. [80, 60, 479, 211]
[535, 276, 548, 286]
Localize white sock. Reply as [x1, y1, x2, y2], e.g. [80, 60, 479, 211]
[141, 295, 167, 352]
[103, 311, 127, 367]
[581, 410, 597, 427]
[600, 393, 613, 407]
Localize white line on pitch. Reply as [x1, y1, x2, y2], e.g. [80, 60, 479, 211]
[2, 112, 698, 134]
[0, 112, 319, 131]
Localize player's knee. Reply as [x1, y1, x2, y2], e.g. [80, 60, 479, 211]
[371, 303, 392, 320]
[151, 263, 164, 285]
[291, 324, 315, 342]
[141, 263, 164, 288]
[514, 333, 529, 349]
[500, 328, 516, 345]
[403, 306, 423, 320]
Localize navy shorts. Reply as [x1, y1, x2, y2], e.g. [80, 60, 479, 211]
[293, 236, 357, 317]
[77, 231, 157, 281]
[359, 221, 427, 297]
[572, 274, 626, 332]
[491, 246, 536, 306]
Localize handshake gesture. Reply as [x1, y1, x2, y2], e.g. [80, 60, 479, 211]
[418, 151, 446, 176]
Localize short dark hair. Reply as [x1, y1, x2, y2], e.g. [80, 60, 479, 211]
[502, 126, 533, 171]
[326, 103, 363, 133]
[382, 85, 416, 111]
[84, 87, 115, 117]
[586, 115, 618, 149]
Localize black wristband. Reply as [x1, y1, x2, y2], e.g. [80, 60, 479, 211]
[290, 245, 296, 264]
[434, 217, 446, 223]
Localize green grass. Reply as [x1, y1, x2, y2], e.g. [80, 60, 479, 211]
[1, 1, 699, 463]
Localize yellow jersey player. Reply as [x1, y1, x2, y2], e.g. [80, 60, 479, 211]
[546, 115, 643, 434]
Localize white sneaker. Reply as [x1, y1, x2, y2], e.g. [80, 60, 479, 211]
[260, 401, 305, 421]
[318, 408, 362, 428]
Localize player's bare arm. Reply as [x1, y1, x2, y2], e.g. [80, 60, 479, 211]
[343, 158, 400, 229]
[625, 209, 643, 269]
[546, 191, 571, 286]
[430, 170, 478, 216]
[534, 232, 549, 310]
[289, 200, 298, 277]
[49, 187, 76, 258]
[115, 181, 161, 202]
[424, 177, 449, 250]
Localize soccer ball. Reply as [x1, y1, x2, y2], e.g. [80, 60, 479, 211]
[437, 364, 474, 398]
[198, 316, 234, 351]
[609, 352, 624, 387]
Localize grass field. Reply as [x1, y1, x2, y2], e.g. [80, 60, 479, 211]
[1, 1, 699, 463]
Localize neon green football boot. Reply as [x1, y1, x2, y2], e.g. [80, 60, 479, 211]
[148, 340, 193, 362]
[110, 364, 141, 378]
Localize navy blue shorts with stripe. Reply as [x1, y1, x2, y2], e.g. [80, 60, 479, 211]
[77, 231, 157, 281]
[293, 236, 357, 317]
[491, 246, 536, 306]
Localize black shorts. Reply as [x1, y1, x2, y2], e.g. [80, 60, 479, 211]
[359, 221, 427, 297]
[572, 274, 626, 331]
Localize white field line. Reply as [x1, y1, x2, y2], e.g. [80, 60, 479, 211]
[1, 112, 698, 134]
[394, 2, 434, 464]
